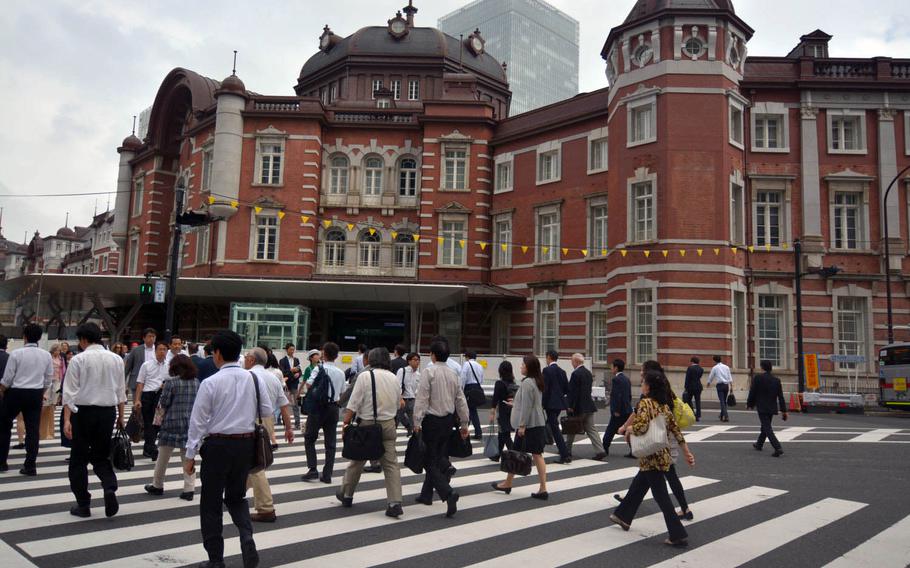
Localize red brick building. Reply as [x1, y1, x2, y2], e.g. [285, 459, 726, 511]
[100, 0, 909, 386]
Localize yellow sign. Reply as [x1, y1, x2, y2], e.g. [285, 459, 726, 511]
[341, 355, 352, 364]
[894, 377, 907, 392]
[805, 354, 820, 390]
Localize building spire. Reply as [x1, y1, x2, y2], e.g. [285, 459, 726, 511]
[232, 50, 238, 76]
[403, 0, 417, 27]
[65, 211, 69, 228]
[131, 115, 136, 135]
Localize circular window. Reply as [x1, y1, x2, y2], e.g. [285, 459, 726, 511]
[633, 43, 654, 67]
[683, 37, 705, 59]
[729, 46, 742, 67]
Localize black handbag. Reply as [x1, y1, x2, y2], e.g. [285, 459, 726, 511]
[560, 414, 586, 435]
[727, 392, 737, 407]
[110, 426, 134, 471]
[500, 449, 532, 476]
[464, 363, 487, 407]
[404, 431, 427, 474]
[342, 370, 385, 461]
[124, 411, 143, 444]
[249, 373, 274, 474]
[447, 425, 473, 458]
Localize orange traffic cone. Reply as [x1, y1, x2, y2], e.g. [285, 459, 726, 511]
[788, 393, 802, 412]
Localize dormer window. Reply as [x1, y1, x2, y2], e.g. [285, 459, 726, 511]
[682, 27, 705, 60]
[377, 98, 391, 109]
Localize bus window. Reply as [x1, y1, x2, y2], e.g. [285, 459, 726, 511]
[880, 346, 910, 366]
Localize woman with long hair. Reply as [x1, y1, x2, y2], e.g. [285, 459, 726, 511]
[489, 360, 517, 460]
[611, 370, 695, 547]
[492, 355, 548, 499]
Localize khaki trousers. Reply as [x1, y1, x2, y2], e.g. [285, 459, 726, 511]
[341, 419, 402, 504]
[151, 445, 195, 493]
[246, 417, 275, 513]
[567, 412, 606, 455]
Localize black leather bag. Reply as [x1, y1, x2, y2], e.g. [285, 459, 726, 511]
[727, 392, 737, 407]
[464, 363, 487, 406]
[124, 411, 143, 444]
[110, 426, 134, 471]
[560, 414, 586, 435]
[249, 373, 274, 474]
[500, 449, 532, 476]
[404, 431, 427, 474]
[447, 426, 473, 458]
[342, 370, 385, 461]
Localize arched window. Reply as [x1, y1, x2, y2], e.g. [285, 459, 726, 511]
[393, 232, 416, 269]
[329, 156, 349, 194]
[364, 156, 383, 196]
[359, 231, 381, 268]
[324, 229, 346, 267]
[398, 157, 417, 197]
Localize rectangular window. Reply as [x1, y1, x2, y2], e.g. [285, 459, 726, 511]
[359, 238, 380, 268]
[324, 236, 345, 268]
[201, 147, 213, 191]
[371, 79, 382, 99]
[495, 162, 512, 193]
[590, 203, 608, 256]
[837, 297, 867, 370]
[492, 216, 512, 268]
[493, 312, 510, 354]
[590, 312, 608, 363]
[132, 179, 144, 217]
[537, 300, 557, 355]
[259, 142, 283, 185]
[632, 181, 655, 242]
[254, 215, 278, 260]
[536, 210, 560, 263]
[196, 225, 210, 265]
[758, 295, 785, 367]
[629, 103, 655, 145]
[731, 182, 745, 244]
[589, 137, 608, 172]
[329, 84, 337, 103]
[440, 220, 466, 266]
[393, 239, 416, 269]
[537, 150, 559, 183]
[101, 254, 109, 272]
[408, 79, 419, 100]
[754, 115, 783, 149]
[633, 289, 654, 363]
[733, 290, 747, 368]
[129, 236, 139, 275]
[755, 191, 782, 247]
[729, 101, 744, 146]
[391, 80, 401, 100]
[831, 115, 863, 151]
[443, 148, 467, 190]
[833, 192, 861, 250]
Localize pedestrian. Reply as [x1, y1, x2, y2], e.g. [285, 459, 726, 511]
[245, 347, 294, 522]
[412, 338, 469, 517]
[0, 324, 55, 476]
[706, 355, 733, 422]
[165, 335, 183, 364]
[337, 347, 404, 518]
[339, 350, 383, 474]
[492, 355, 548, 499]
[196, 343, 218, 381]
[460, 350, 485, 440]
[611, 369, 695, 548]
[62, 322, 126, 518]
[348, 343, 368, 379]
[279, 343, 302, 429]
[184, 330, 273, 568]
[390, 344, 408, 375]
[566, 353, 607, 461]
[145, 354, 199, 500]
[489, 360, 517, 459]
[0, 334, 8, 383]
[189, 343, 204, 368]
[302, 342, 345, 484]
[747, 360, 788, 457]
[396, 352, 420, 435]
[124, 328, 157, 402]
[683, 356, 704, 421]
[603, 359, 634, 458]
[133, 342, 169, 460]
[541, 350, 571, 464]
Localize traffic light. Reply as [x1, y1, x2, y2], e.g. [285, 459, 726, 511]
[139, 281, 154, 304]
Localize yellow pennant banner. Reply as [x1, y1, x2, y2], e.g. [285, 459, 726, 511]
[479, 242, 488, 251]
[679, 249, 686, 257]
[501, 243, 508, 252]
[254, 206, 263, 214]
[208, 196, 216, 205]
[458, 239, 465, 249]
[391, 231, 398, 239]
[323, 220, 332, 229]
[277, 211, 285, 220]
[620, 250, 628, 257]
[661, 250, 669, 258]
[230, 201, 239, 208]
[562, 248, 569, 256]
[521, 245, 529, 254]
[368, 227, 376, 236]
[347, 223, 355, 231]
[301, 215, 310, 224]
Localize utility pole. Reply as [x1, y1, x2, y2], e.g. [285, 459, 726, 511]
[163, 180, 186, 344]
[882, 163, 910, 344]
[794, 239, 806, 394]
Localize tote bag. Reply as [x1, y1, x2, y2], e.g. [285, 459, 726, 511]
[341, 371, 385, 461]
[672, 397, 696, 429]
[483, 420, 500, 459]
[630, 413, 670, 458]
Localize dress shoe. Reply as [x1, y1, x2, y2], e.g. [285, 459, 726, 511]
[336, 491, 353, 508]
[13, 443, 25, 450]
[555, 457, 572, 464]
[531, 491, 549, 500]
[472, 434, 483, 441]
[445, 492, 459, 518]
[104, 490, 119, 517]
[0, 463, 8, 472]
[19, 468, 37, 477]
[301, 469, 320, 481]
[592, 453, 607, 461]
[489, 454, 500, 462]
[363, 465, 382, 474]
[241, 539, 259, 568]
[144, 484, 164, 496]
[70, 505, 91, 518]
[385, 503, 404, 518]
[198, 562, 226, 568]
[613, 494, 624, 503]
[319, 475, 332, 484]
[624, 453, 636, 459]
[491, 482, 512, 495]
[251, 510, 276, 523]
[179, 492, 194, 501]
[609, 513, 630, 531]
[678, 509, 694, 520]
[772, 449, 784, 457]
[415, 496, 433, 506]
[664, 538, 689, 548]
[753, 443, 763, 451]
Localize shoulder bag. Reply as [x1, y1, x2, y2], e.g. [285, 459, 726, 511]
[483, 419, 500, 459]
[464, 363, 487, 407]
[341, 370, 385, 461]
[630, 412, 670, 458]
[727, 390, 738, 407]
[249, 372, 274, 474]
[447, 421, 474, 459]
[110, 426, 134, 471]
[404, 431, 427, 474]
[125, 410, 144, 444]
[672, 397, 696, 429]
[500, 433, 532, 475]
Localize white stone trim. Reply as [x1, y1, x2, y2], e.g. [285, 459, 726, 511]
[626, 94, 657, 148]
[750, 176, 792, 250]
[627, 167, 657, 244]
[535, 140, 562, 185]
[826, 109, 868, 155]
[750, 102, 790, 153]
[587, 127, 609, 174]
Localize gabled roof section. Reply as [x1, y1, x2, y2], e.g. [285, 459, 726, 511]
[493, 87, 609, 145]
[624, 0, 736, 24]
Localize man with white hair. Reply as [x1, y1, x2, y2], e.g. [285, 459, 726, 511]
[566, 353, 607, 461]
[244, 347, 293, 523]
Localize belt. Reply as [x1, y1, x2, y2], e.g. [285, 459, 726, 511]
[207, 432, 255, 439]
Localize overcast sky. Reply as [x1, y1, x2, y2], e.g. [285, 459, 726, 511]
[0, 0, 906, 245]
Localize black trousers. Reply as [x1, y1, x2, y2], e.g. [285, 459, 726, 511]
[684, 390, 702, 419]
[0, 388, 43, 470]
[200, 437, 255, 562]
[304, 404, 339, 477]
[546, 409, 569, 459]
[665, 464, 688, 511]
[756, 413, 782, 450]
[420, 414, 455, 502]
[140, 391, 160, 454]
[603, 412, 631, 453]
[496, 406, 513, 454]
[614, 469, 688, 542]
[68, 405, 118, 506]
[467, 401, 482, 438]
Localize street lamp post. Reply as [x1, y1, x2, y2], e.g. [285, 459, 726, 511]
[163, 181, 186, 344]
[882, 163, 910, 345]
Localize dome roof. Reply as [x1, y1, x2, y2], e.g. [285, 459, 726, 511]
[120, 134, 143, 150]
[218, 73, 247, 96]
[56, 226, 76, 238]
[298, 26, 507, 86]
[624, 0, 736, 24]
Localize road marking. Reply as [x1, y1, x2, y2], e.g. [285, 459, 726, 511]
[679, 425, 736, 442]
[848, 428, 903, 442]
[463, 485, 788, 568]
[821, 514, 910, 568]
[0, 539, 37, 568]
[648, 498, 867, 568]
[773, 426, 814, 441]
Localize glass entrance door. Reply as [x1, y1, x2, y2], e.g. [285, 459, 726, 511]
[230, 303, 310, 350]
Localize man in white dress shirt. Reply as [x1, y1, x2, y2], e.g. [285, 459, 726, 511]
[62, 323, 126, 518]
[123, 328, 157, 400]
[134, 342, 169, 459]
[165, 335, 183, 364]
[184, 330, 274, 568]
[0, 323, 55, 476]
[706, 355, 734, 422]
[460, 350, 485, 440]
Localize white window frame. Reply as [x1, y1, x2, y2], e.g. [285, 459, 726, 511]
[492, 311, 510, 354]
[495, 161, 513, 194]
[371, 79, 383, 99]
[128, 235, 139, 275]
[101, 254, 109, 272]
[587, 127, 609, 174]
[442, 145, 469, 191]
[535, 140, 561, 185]
[196, 225, 210, 265]
[751, 102, 790, 153]
[905, 112, 910, 157]
[328, 155, 350, 195]
[201, 145, 214, 191]
[323, 229, 347, 268]
[626, 95, 657, 147]
[437, 216, 468, 267]
[757, 294, 786, 368]
[535, 204, 561, 264]
[589, 311, 609, 364]
[588, 195, 608, 257]
[408, 79, 420, 101]
[254, 138, 285, 186]
[828, 181, 870, 251]
[251, 212, 280, 262]
[492, 213, 512, 269]
[329, 83, 337, 103]
[729, 98, 744, 149]
[628, 284, 657, 364]
[827, 109, 867, 154]
[833, 288, 872, 373]
[732, 287, 747, 369]
[363, 155, 384, 197]
[358, 231, 381, 269]
[627, 168, 657, 243]
[730, 171, 745, 244]
[535, 295, 559, 355]
[398, 157, 418, 197]
[132, 178, 144, 217]
[391, 79, 401, 100]
[754, 190, 784, 248]
[393, 233, 417, 269]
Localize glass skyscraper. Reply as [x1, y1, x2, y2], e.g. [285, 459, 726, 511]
[439, 0, 579, 116]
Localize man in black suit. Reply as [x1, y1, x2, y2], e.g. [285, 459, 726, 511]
[0, 335, 8, 378]
[602, 359, 633, 457]
[389, 344, 408, 375]
[542, 350, 571, 464]
[189, 343, 204, 367]
[747, 360, 788, 457]
[196, 343, 218, 382]
[683, 356, 704, 421]
[278, 343, 302, 429]
[566, 353, 607, 460]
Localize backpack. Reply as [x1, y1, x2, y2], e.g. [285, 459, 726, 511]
[303, 365, 336, 415]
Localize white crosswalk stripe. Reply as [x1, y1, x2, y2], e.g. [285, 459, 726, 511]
[821, 514, 910, 568]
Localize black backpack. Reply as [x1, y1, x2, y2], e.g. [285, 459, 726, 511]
[303, 365, 336, 414]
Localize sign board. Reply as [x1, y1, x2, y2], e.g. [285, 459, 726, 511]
[341, 355, 352, 364]
[805, 353, 820, 390]
[830, 354, 866, 364]
[154, 280, 166, 303]
[894, 378, 907, 392]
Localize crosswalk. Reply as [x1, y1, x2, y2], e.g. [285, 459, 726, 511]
[0, 410, 908, 568]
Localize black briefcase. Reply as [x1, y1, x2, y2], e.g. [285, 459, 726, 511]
[341, 371, 385, 461]
[404, 432, 426, 474]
